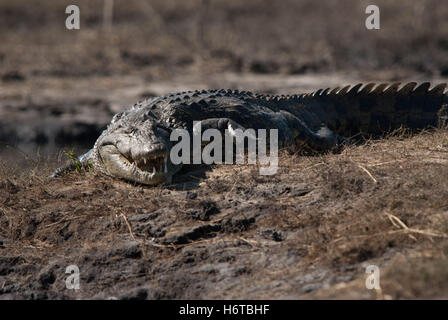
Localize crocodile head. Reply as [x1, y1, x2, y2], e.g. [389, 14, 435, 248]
[94, 118, 181, 185]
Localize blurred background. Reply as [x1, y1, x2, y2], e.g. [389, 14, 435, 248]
[1, 0, 447, 162]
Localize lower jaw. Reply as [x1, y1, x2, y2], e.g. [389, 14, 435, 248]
[132, 164, 181, 185]
[133, 172, 169, 185]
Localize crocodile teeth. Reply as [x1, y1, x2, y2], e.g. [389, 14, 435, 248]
[131, 155, 169, 175]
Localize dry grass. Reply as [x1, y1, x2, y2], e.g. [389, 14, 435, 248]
[4, 130, 447, 298]
[1, 0, 448, 79]
[198, 129, 448, 298]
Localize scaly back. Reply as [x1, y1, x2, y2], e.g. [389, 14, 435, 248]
[294, 82, 448, 137]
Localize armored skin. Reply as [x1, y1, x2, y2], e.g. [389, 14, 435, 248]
[51, 82, 448, 185]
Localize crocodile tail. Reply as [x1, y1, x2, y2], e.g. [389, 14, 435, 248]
[298, 82, 448, 137]
[50, 149, 93, 178]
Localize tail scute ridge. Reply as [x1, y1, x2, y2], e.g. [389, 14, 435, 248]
[398, 82, 417, 95]
[370, 83, 388, 95]
[429, 83, 447, 95]
[338, 85, 351, 95]
[383, 83, 401, 95]
[347, 83, 363, 95]
[359, 83, 376, 94]
[412, 82, 431, 95]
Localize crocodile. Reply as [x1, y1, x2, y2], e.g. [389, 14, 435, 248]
[51, 82, 448, 185]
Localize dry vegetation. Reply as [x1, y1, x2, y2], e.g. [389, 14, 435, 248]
[1, 129, 447, 299]
[1, 0, 448, 79]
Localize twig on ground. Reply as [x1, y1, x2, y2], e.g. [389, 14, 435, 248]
[358, 164, 378, 183]
[120, 211, 136, 241]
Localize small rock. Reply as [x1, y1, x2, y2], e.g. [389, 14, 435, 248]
[120, 288, 148, 300]
[38, 269, 56, 289]
[301, 283, 322, 293]
[186, 191, 197, 200]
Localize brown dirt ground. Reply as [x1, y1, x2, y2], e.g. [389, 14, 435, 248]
[1, 129, 448, 299]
